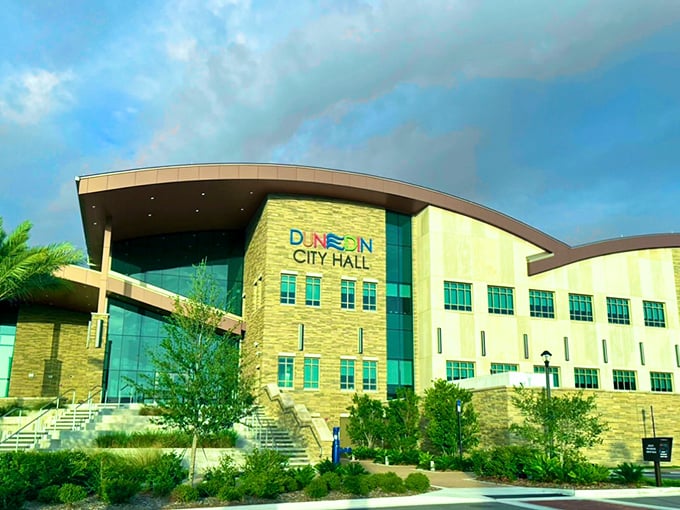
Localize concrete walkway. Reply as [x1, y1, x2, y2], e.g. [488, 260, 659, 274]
[357, 459, 495, 488]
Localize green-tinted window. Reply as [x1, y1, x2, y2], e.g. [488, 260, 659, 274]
[574, 368, 599, 389]
[444, 281, 472, 311]
[607, 297, 630, 325]
[340, 359, 355, 390]
[529, 290, 555, 318]
[446, 361, 475, 381]
[363, 360, 377, 391]
[362, 281, 377, 311]
[341, 279, 356, 310]
[613, 369, 636, 391]
[278, 356, 294, 388]
[490, 363, 518, 374]
[650, 372, 673, 392]
[488, 286, 514, 315]
[534, 365, 560, 387]
[643, 301, 666, 328]
[305, 276, 321, 306]
[569, 294, 593, 322]
[280, 274, 296, 305]
[0, 310, 17, 398]
[304, 357, 319, 389]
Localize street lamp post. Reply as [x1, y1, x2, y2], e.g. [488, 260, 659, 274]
[541, 350, 553, 458]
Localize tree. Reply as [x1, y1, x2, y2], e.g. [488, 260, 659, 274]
[0, 218, 82, 302]
[133, 261, 255, 485]
[346, 393, 385, 449]
[421, 379, 479, 455]
[383, 387, 420, 452]
[510, 385, 608, 462]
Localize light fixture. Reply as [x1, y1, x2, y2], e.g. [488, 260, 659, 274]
[541, 350, 552, 363]
[150, 196, 155, 200]
[195, 209, 199, 213]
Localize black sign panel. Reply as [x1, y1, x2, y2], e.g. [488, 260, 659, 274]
[642, 437, 673, 462]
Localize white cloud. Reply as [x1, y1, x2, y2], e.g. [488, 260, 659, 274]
[0, 69, 74, 125]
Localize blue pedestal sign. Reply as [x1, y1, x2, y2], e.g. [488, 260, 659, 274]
[642, 437, 673, 462]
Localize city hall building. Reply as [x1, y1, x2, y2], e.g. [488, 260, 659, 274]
[1, 163, 680, 462]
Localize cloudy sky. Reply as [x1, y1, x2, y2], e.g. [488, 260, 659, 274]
[1, 0, 679, 250]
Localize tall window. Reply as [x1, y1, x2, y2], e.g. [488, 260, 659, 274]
[362, 281, 377, 311]
[490, 363, 518, 374]
[446, 361, 475, 381]
[613, 369, 636, 391]
[340, 359, 355, 390]
[277, 356, 294, 388]
[280, 274, 296, 305]
[363, 360, 377, 391]
[488, 286, 514, 315]
[650, 372, 673, 392]
[643, 301, 666, 328]
[341, 279, 356, 310]
[569, 294, 593, 322]
[444, 281, 472, 311]
[607, 297, 630, 325]
[534, 365, 560, 387]
[574, 367, 599, 389]
[305, 276, 321, 306]
[529, 290, 555, 318]
[303, 357, 320, 389]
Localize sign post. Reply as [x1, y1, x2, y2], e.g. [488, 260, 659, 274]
[642, 437, 673, 487]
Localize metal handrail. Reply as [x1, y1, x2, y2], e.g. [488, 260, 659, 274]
[69, 385, 103, 429]
[242, 408, 276, 450]
[1, 407, 22, 419]
[0, 388, 76, 450]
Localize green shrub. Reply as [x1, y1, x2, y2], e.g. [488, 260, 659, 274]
[290, 465, 317, 489]
[470, 446, 538, 480]
[566, 461, 610, 485]
[341, 461, 368, 476]
[613, 462, 645, 485]
[171, 484, 200, 503]
[367, 472, 405, 493]
[239, 449, 290, 498]
[320, 471, 342, 491]
[315, 458, 338, 475]
[99, 455, 142, 504]
[304, 477, 329, 499]
[58, 484, 88, 505]
[417, 451, 434, 469]
[36, 485, 61, 504]
[145, 452, 187, 496]
[342, 474, 370, 496]
[199, 454, 240, 497]
[94, 429, 238, 448]
[405, 472, 430, 493]
[352, 446, 378, 460]
[217, 484, 243, 502]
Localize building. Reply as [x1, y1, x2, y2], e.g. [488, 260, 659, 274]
[1, 163, 680, 462]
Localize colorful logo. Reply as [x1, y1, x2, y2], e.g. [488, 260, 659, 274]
[289, 229, 373, 253]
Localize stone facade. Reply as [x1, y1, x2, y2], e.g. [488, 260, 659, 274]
[473, 386, 680, 465]
[10, 305, 105, 402]
[244, 195, 387, 427]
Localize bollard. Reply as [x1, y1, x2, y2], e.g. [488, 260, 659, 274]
[430, 460, 435, 472]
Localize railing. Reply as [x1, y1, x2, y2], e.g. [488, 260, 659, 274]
[0, 389, 76, 451]
[69, 385, 103, 430]
[241, 408, 277, 450]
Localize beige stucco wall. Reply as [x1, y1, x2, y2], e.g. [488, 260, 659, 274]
[243, 195, 387, 427]
[415, 206, 680, 392]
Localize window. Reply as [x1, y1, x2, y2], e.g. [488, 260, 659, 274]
[534, 365, 560, 387]
[303, 357, 320, 389]
[446, 361, 475, 381]
[490, 363, 518, 374]
[280, 274, 296, 305]
[444, 281, 472, 311]
[362, 281, 377, 311]
[363, 360, 377, 391]
[341, 279, 356, 310]
[607, 297, 630, 325]
[488, 286, 514, 315]
[574, 367, 599, 389]
[305, 276, 321, 306]
[643, 301, 666, 328]
[613, 369, 636, 391]
[529, 290, 555, 318]
[277, 356, 294, 388]
[569, 294, 593, 322]
[340, 359, 355, 390]
[650, 372, 673, 392]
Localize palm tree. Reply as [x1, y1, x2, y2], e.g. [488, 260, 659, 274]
[0, 217, 83, 302]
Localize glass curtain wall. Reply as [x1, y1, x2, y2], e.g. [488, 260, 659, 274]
[111, 230, 244, 315]
[385, 211, 414, 398]
[0, 308, 17, 397]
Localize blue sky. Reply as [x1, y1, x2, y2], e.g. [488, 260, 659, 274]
[1, 0, 679, 249]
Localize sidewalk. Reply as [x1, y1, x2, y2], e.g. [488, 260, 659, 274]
[357, 459, 494, 488]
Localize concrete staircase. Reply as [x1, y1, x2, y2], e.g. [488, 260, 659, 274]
[245, 407, 310, 466]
